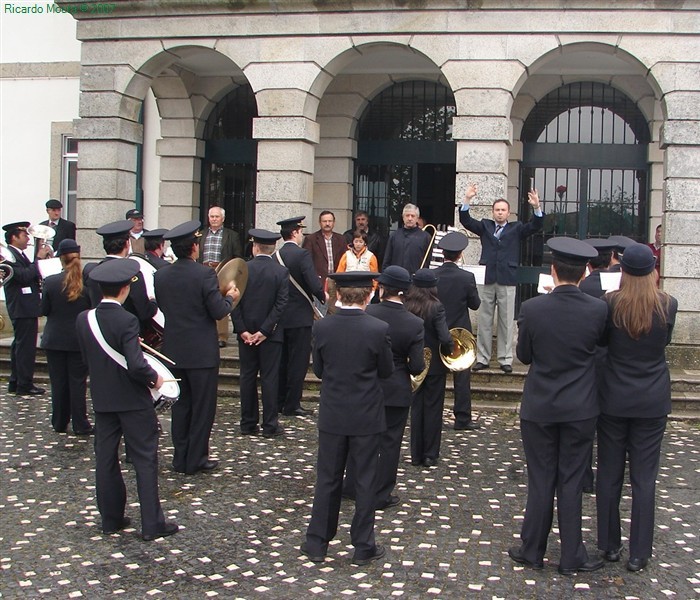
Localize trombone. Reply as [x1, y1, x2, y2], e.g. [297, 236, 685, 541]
[418, 224, 438, 270]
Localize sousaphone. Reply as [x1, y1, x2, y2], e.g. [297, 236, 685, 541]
[440, 327, 477, 371]
[216, 258, 248, 309]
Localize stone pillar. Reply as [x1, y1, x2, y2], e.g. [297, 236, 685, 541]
[156, 136, 205, 228]
[252, 116, 320, 231]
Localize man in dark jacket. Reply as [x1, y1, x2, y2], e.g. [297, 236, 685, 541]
[302, 210, 347, 287]
[343, 210, 385, 265]
[274, 216, 325, 416]
[154, 221, 239, 475]
[434, 232, 481, 430]
[383, 203, 431, 275]
[459, 184, 543, 373]
[75, 258, 178, 541]
[301, 272, 393, 566]
[40, 199, 76, 250]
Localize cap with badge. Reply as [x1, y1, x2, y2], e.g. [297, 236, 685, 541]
[249, 228, 281, 244]
[377, 265, 412, 291]
[547, 237, 598, 264]
[437, 231, 469, 253]
[328, 271, 377, 288]
[620, 243, 657, 276]
[583, 238, 617, 252]
[276, 216, 306, 230]
[56, 239, 81, 256]
[607, 235, 636, 253]
[2, 221, 30, 234]
[125, 209, 144, 220]
[142, 228, 169, 240]
[163, 220, 201, 242]
[89, 258, 140, 287]
[45, 199, 63, 209]
[412, 268, 439, 288]
[96, 220, 133, 240]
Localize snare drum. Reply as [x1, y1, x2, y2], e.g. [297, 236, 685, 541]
[144, 353, 180, 411]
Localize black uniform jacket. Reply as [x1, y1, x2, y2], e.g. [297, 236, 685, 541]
[76, 302, 158, 413]
[2, 246, 41, 318]
[423, 302, 454, 376]
[231, 255, 288, 342]
[579, 270, 605, 299]
[84, 257, 157, 326]
[459, 209, 543, 286]
[599, 294, 678, 418]
[517, 285, 608, 422]
[154, 258, 233, 369]
[312, 308, 394, 435]
[145, 252, 170, 270]
[366, 300, 425, 408]
[435, 262, 481, 330]
[40, 218, 76, 250]
[40, 272, 91, 352]
[275, 241, 324, 329]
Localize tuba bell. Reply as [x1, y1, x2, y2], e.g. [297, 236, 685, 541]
[440, 327, 477, 372]
[28, 224, 56, 260]
[411, 347, 432, 393]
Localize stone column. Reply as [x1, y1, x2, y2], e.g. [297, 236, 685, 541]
[252, 116, 319, 231]
[156, 136, 205, 228]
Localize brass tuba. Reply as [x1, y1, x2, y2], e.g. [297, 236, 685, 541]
[28, 224, 56, 259]
[411, 347, 432, 393]
[0, 262, 14, 331]
[440, 327, 477, 371]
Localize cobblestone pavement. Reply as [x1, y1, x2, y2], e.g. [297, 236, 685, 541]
[1, 390, 698, 599]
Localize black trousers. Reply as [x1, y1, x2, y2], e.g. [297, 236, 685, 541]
[45, 349, 90, 432]
[596, 414, 667, 560]
[94, 408, 166, 536]
[452, 369, 473, 426]
[277, 325, 312, 413]
[410, 372, 446, 462]
[306, 431, 380, 560]
[238, 339, 282, 434]
[519, 417, 597, 570]
[170, 366, 218, 474]
[10, 317, 38, 391]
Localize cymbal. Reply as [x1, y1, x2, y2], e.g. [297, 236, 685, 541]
[216, 258, 248, 309]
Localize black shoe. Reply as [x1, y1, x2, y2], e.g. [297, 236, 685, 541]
[262, 427, 284, 438]
[218, 340, 227, 348]
[8, 383, 17, 393]
[423, 457, 437, 467]
[508, 546, 544, 570]
[352, 545, 386, 566]
[583, 484, 595, 494]
[500, 364, 513, 373]
[376, 495, 401, 510]
[103, 517, 132, 535]
[198, 459, 219, 472]
[300, 542, 325, 563]
[282, 407, 312, 417]
[411, 459, 422, 466]
[454, 421, 481, 431]
[74, 426, 95, 436]
[626, 557, 648, 572]
[142, 522, 179, 542]
[558, 557, 605, 575]
[240, 427, 260, 436]
[602, 547, 623, 562]
[17, 386, 46, 396]
[472, 362, 488, 371]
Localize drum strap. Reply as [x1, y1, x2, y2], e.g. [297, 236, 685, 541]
[275, 252, 324, 319]
[86, 309, 128, 370]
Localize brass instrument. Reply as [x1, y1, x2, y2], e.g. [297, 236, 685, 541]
[27, 224, 56, 260]
[0, 262, 14, 331]
[411, 347, 432, 393]
[216, 258, 248, 309]
[440, 327, 477, 372]
[418, 224, 438, 270]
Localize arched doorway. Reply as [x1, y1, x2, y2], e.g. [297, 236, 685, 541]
[354, 80, 456, 238]
[201, 85, 258, 239]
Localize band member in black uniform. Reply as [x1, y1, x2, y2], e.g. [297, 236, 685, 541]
[434, 232, 481, 430]
[40, 239, 92, 434]
[508, 238, 607, 575]
[274, 216, 325, 416]
[404, 269, 453, 467]
[301, 272, 393, 565]
[40, 199, 76, 250]
[154, 221, 239, 475]
[83, 220, 158, 335]
[347, 266, 424, 510]
[232, 229, 288, 437]
[596, 243, 678, 572]
[75, 259, 178, 541]
[142, 228, 170, 269]
[2, 221, 52, 395]
[579, 239, 615, 299]
[605, 235, 636, 273]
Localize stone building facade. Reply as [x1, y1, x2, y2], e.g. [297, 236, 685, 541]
[61, 0, 699, 363]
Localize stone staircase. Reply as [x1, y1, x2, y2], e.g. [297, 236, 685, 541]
[2, 340, 699, 420]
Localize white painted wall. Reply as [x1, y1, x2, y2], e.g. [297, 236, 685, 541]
[1, 8, 80, 62]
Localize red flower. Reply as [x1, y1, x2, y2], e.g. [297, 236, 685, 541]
[556, 185, 567, 194]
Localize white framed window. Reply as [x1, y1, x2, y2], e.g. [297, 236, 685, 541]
[61, 135, 78, 222]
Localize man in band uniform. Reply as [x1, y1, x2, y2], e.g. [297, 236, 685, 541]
[142, 229, 170, 270]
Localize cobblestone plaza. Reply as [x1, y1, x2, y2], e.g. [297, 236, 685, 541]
[1, 391, 698, 598]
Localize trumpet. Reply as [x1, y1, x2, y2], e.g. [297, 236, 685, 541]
[28, 224, 56, 260]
